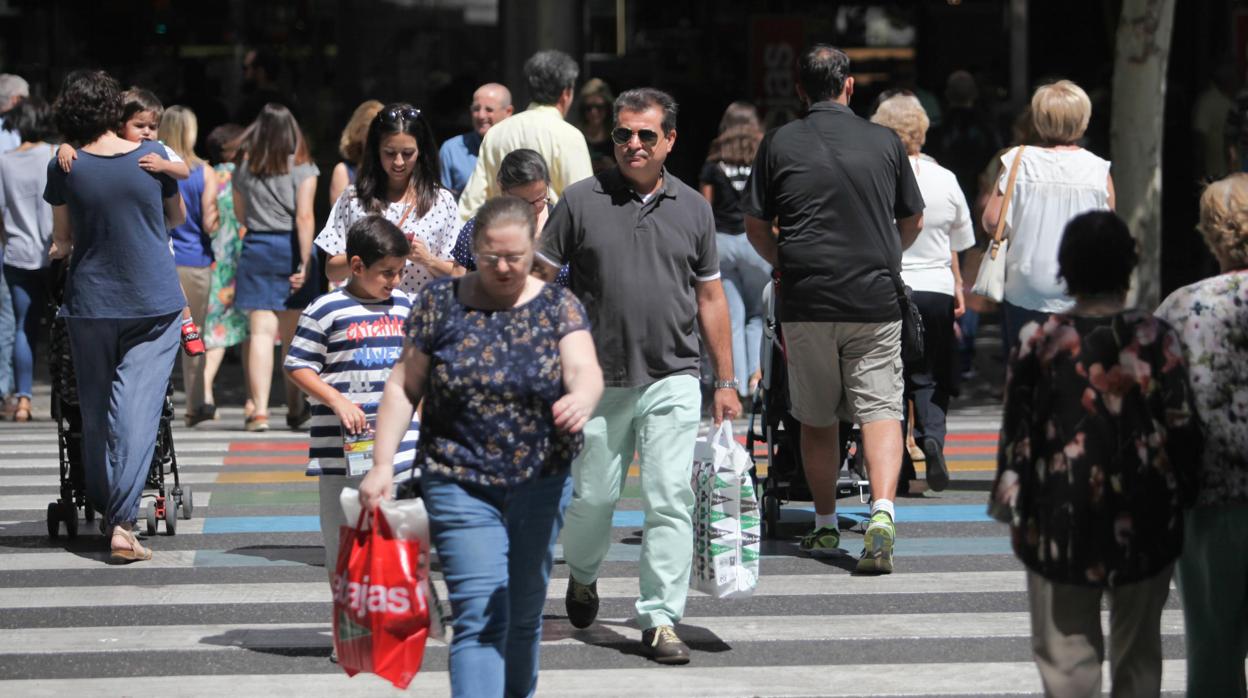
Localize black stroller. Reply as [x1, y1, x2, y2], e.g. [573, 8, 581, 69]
[44, 261, 193, 539]
[746, 276, 870, 540]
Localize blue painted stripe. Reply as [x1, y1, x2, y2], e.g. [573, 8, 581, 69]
[785, 504, 995, 524]
[552, 536, 1011, 563]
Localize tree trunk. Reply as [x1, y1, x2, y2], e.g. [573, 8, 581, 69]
[1111, 0, 1176, 309]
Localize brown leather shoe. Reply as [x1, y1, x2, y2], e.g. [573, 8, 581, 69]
[640, 625, 690, 665]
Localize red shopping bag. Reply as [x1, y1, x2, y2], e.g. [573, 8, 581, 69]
[332, 508, 430, 689]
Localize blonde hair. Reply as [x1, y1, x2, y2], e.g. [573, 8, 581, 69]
[157, 105, 203, 169]
[338, 99, 384, 165]
[1030, 80, 1091, 145]
[870, 94, 929, 155]
[1198, 173, 1248, 270]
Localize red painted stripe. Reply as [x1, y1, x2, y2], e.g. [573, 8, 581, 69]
[946, 433, 998, 442]
[222, 455, 308, 466]
[229, 442, 310, 453]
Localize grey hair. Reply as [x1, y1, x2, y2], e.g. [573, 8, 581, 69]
[0, 74, 29, 106]
[614, 87, 678, 134]
[497, 148, 550, 190]
[524, 50, 579, 105]
[474, 195, 537, 244]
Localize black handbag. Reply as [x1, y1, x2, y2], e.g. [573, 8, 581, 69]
[800, 120, 925, 366]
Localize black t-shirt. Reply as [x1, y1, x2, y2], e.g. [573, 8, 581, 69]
[699, 161, 751, 234]
[743, 101, 924, 323]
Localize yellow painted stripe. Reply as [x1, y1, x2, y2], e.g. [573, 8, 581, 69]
[947, 460, 995, 472]
[215, 471, 308, 484]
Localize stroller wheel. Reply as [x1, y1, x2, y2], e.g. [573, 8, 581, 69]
[145, 503, 158, 537]
[61, 500, 79, 540]
[179, 486, 194, 520]
[164, 497, 178, 535]
[46, 502, 60, 540]
[762, 493, 780, 540]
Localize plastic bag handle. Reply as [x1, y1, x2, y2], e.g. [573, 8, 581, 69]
[712, 419, 735, 449]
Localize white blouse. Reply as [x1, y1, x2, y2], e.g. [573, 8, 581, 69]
[315, 185, 459, 295]
[900, 155, 975, 296]
[996, 146, 1111, 312]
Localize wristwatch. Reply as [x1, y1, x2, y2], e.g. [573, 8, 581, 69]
[712, 379, 739, 391]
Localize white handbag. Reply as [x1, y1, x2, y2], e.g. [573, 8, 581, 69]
[972, 145, 1025, 302]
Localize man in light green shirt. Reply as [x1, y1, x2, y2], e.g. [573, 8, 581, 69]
[457, 50, 594, 222]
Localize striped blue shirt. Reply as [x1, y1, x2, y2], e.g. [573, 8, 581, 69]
[284, 288, 419, 477]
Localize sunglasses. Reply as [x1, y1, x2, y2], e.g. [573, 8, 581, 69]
[380, 106, 422, 122]
[611, 127, 661, 147]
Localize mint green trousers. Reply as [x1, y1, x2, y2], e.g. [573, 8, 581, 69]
[562, 374, 702, 630]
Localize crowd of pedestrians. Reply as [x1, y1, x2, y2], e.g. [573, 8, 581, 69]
[8, 40, 1244, 697]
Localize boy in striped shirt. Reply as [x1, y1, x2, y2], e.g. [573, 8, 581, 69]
[285, 216, 419, 583]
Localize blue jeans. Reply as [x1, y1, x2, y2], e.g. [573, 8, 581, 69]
[0, 264, 14, 395]
[717, 233, 771, 392]
[65, 312, 180, 525]
[424, 471, 573, 698]
[4, 265, 50, 399]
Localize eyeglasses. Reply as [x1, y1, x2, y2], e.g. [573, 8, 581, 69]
[380, 106, 422, 122]
[475, 252, 528, 267]
[521, 192, 552, 210]
[611, 127, 661, 148]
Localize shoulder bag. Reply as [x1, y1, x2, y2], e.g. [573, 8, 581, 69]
[800, 119, 925, 366]
[971, 145, 1025, 302]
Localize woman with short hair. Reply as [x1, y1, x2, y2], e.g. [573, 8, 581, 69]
[871, 94, 975, 492]
[44, 70, 187, 561]
[1156, 173, 1248, 697]
[991, 210, 1200, 697]
[982, 80, 1115, 352]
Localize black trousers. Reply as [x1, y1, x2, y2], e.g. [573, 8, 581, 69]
[903, 291, 957, 449]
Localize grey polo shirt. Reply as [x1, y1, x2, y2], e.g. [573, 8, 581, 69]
[538, 167, 720, 388]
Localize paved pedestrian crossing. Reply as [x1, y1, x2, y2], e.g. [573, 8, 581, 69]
[0, 403, 1195, 696]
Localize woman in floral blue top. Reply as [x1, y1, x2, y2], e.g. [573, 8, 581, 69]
[359, 196, 603, 697]
[1156, 173, 1248, 698]
[991, 211, 1200, 698]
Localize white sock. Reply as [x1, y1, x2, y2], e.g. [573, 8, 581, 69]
[871, 499, 896, 522]
[814, 513, 838, 530]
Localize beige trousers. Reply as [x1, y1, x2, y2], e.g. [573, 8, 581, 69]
[176, 266, 212, 414]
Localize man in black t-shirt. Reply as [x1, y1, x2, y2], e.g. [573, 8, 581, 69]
[743, 45, 924, 575]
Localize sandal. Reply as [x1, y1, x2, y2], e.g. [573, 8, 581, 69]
[245, 414, 270, 432]
[12, 397, 31, 422]
[109, 527, 152, 564]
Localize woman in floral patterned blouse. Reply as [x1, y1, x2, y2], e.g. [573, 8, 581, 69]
[1156, 172, 1248, 698]
[358, 196, 603, 697]
[991, 211, 1201, 697]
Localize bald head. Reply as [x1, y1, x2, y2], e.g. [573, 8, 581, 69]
[472, 83, 514, 137]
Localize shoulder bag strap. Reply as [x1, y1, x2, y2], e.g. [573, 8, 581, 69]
[799, 118, 907, 300]
[989, 145, 1026, 260]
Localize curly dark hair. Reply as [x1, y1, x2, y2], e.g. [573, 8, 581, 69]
[53, 69, 123, 145]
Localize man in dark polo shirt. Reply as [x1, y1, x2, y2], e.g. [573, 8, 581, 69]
[743, 45, 924, 574]
[536, 87, 739, 665]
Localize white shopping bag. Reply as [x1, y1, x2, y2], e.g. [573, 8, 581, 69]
[340, 488, 447, 640]
[690, 421, 761, 599]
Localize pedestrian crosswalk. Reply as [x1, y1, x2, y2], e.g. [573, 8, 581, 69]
[0, 405, 1195, 696]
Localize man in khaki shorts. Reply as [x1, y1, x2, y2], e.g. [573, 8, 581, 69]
[743, 45, 923, 573]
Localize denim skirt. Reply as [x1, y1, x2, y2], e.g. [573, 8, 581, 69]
[234, 230, 320, 311]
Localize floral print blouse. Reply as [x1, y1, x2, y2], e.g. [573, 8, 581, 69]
[991, 311, 1201, 587]
[1156, 270, 1248, 507]
[405, 277, 589, 487]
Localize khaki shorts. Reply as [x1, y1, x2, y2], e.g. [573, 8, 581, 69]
[784, 320, 903, 427]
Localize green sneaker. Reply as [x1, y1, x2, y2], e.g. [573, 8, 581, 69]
[799, 525, 842, 558]
[856, 512, 895, 574]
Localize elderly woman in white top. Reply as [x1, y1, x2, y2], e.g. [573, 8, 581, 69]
[871, 94, 975, 493]
[982, 80, 1115, 351]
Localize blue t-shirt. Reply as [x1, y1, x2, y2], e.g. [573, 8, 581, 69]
[284, 288, 420, 477]
[170, 163, 213, 267]
[43, 140, 185, 319]
[438, 132, 481, 197]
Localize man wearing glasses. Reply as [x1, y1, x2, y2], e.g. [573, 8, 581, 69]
[439, 83, 513, 199]
[457, 50, 593, 222]
[536, 88, 739, 665]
